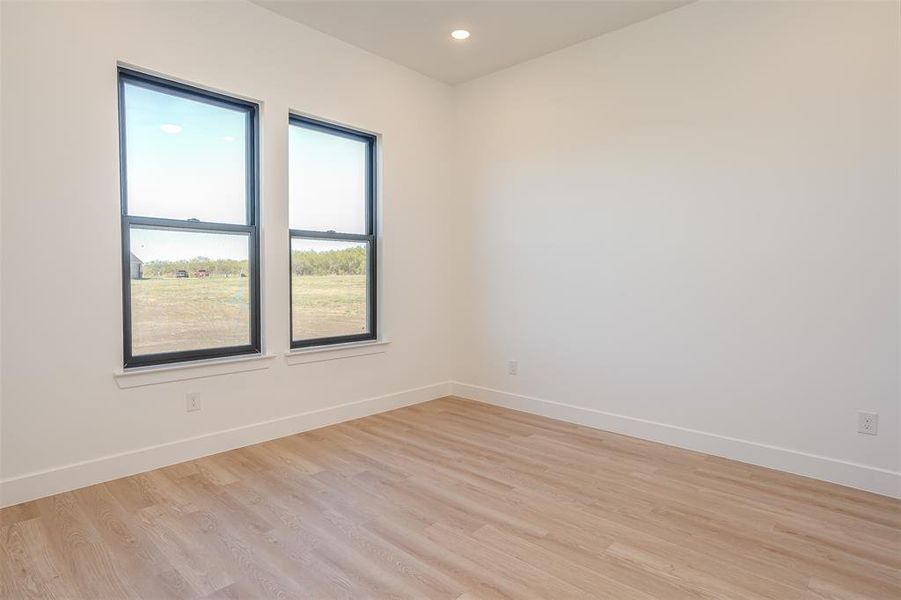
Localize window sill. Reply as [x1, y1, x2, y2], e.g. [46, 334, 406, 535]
[114, 353, 276, 389]
[285, 339, 390, 365]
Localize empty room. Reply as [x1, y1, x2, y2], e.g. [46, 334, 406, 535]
[0, 0, 899, 598]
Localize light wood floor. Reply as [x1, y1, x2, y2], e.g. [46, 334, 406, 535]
[1, 397, 899, 599]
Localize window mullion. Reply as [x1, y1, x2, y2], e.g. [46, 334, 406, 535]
[290, 229, 370, 242]
[128, 215, 253, 235]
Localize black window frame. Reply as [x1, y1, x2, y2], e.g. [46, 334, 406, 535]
[288, 114, 377, 349]
[118, 67, 262, 368]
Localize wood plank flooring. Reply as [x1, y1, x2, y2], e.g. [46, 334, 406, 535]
[1, 396, 899, 599]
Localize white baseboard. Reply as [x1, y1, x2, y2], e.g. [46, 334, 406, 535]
[0, 382, 452, 508]
[6, 380, 896, 507]
[451, 382, 901, 499]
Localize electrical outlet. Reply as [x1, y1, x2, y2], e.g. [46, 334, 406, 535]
[186, 393, 201, 413]
[857, 411, 877, 435]
[508, 360, 518, 375]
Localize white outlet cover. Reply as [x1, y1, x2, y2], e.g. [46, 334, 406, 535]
[857, 411, 877, 435]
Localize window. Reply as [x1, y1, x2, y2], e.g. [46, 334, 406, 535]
[289, 116, 377, 348]
[118, 68, 260, 367]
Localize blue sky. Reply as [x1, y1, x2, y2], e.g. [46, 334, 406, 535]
[289, 124, 367, 235]
[125, 82, 368, 263]
[124, 82, 247, 225]
[130, 228, 249, 264]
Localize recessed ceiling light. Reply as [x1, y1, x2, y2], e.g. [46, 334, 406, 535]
[160, 124, 182, 134]
[451, 30, 470, 40]
[223, 136, 235, 142]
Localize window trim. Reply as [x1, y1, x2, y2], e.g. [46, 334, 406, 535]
[288, 114, 378, 349]
[118, 68, 262, 369]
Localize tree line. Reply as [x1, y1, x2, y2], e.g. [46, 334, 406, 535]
[142, 258, 248, 278]
[140, 247, 365, 278]
[291, 246, 366, 276]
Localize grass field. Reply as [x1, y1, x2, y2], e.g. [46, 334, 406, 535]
[130, 274, 366, 355]
[292, 273, 367, 341]
[131, 277, 250, 355]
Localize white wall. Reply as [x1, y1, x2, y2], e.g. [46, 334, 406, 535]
[0, 0, 454, 505]
[452, 0, 900, 495]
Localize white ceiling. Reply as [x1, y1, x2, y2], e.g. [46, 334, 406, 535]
[251, 1, 694, 84]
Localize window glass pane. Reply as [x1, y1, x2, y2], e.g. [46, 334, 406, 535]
[123, 82, 248, 224]
[130, 227, 251, 355]
[291, 238, 369, 340]
[289, 124, 368, 234]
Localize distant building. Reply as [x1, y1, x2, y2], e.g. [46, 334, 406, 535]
[129, 252, 143, 280]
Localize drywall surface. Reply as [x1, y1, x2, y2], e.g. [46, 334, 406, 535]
[452, 0, 900, 490]
[0, 0, 454, 504]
